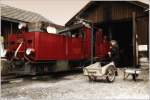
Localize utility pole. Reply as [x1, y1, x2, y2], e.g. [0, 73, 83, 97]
[91, 23, 94, 64]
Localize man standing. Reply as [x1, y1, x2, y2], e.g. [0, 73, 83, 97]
[109, 40, 120, 67]
[108, 40, 120, 75]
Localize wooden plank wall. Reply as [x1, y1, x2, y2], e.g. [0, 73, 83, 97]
[136, 16, 149, 44]
[81, 5, 104, 23]
[80, 2, 148, 44]
[111, 3, 145, 20]
[81, 2, 146, 22]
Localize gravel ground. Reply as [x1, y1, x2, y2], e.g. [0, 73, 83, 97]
[1, 69, 149, 100]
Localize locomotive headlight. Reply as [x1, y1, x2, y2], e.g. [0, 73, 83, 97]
[26, 48, 34, 55]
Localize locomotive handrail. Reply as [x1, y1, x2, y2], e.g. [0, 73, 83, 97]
[14, 41, 23, 58]
[9, 41, 23, 65]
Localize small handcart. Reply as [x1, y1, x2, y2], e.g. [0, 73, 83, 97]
[123, 68, 142, 81]
[83, 61, 117, 82]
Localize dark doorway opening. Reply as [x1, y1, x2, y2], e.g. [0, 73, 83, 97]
[97, 20, 133, 67]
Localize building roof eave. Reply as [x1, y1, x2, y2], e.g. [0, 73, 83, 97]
[65, 1, 149, 26]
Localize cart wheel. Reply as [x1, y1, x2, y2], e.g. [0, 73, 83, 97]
[106, 66, 116, 82]
[132, 74, 138, 81]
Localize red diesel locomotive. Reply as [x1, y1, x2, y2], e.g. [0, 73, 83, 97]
[5, 22, 110, 75]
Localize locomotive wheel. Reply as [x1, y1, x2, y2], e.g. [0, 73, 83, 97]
[106, 66, 116, 82]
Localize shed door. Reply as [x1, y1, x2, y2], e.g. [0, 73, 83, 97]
[111, 21, 133, 66]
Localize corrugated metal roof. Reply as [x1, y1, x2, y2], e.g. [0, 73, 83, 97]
[1, 4, 53, 23]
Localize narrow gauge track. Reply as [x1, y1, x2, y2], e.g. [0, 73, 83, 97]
[1, 74, 25, 84]
[1, 69, 83, 84]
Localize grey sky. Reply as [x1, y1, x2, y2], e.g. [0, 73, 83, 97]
[1, 0, 89, 26]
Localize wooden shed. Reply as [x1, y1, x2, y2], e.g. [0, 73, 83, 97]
[66, 1, 149, 67]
